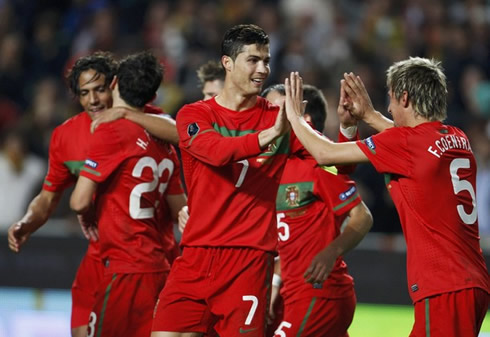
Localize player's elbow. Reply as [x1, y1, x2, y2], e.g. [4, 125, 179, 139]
[70, 193, 90, 214]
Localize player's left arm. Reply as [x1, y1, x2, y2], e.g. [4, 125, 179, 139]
[304, 201, 372, 284]
[70, 176, 97, 214]
[91, 106, 179, 145]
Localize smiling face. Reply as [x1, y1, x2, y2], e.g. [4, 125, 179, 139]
[226, 43, 270, 97]
[78, 69, 113, 120]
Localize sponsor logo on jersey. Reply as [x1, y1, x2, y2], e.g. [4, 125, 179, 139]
[85, 159, 98, 168]
[364, 137, 376, 152]
[339, 186, 357, 201]
[187, 122, 200, 136]
[411, 284, 419, 292]
[285, 185, 300, 207]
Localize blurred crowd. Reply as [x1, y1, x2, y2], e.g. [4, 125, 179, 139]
[0, 0, 489, 242]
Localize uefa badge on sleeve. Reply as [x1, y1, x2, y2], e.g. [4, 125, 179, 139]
[187, 122, 200, 137]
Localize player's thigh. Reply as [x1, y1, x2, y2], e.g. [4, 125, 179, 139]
[410, 288, 489, 337]
[71, 254, 104, 329]
[90, 272, 166, 337]
[274, 296, 355, 337]
[211, 248, 274, 337]
[153, 248, 216, 334]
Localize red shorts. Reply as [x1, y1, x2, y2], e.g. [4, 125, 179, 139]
[71, 253, 104, 329]
[410, 287, 489, 337]
[152, 247, 274, 336]
[273, 295, 356, 337]
[88, 271, 167, 337]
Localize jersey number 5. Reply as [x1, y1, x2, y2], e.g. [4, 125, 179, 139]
[450, 158, 477, 225]
[130, 157, 174, 219]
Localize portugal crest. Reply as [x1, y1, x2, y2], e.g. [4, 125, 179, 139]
[285, 185, 300, 207]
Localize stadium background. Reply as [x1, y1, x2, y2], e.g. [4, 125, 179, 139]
[0, 0, 489, 336]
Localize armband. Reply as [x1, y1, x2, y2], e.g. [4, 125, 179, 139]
[340, 125, 358, 139]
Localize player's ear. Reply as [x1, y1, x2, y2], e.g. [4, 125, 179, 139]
[401, 90, 409, 108]
[222, 55, 233, 72]
[110, 76, 118, 90]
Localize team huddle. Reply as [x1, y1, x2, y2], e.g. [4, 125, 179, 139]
[7, 24, 489, 337]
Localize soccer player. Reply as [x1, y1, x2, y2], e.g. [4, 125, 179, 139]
[7, 52, 177, 337]
[263, 84, 372, 337]
[197, 60, 225, 100]
[70, 51, 186, 337]
[151, 24, 303, 337]
[284, 59, 490, 337]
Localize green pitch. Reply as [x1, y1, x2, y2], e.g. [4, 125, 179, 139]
[348, 303, 490, 337]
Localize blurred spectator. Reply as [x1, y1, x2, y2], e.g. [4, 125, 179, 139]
[0, 129, 45, 232]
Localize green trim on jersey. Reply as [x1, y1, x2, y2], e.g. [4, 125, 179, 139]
[81, 167, 101, 177]
[189, 129, 215, 146]
[43, 180, 52, 186]
[296, 297, 317, 336]
[320, 165, 338, 175]
[212, 124, 291, 156]
[384, 173, 392, 186]
[64, 160, 85, 176]
[96, 274, 117, 337]
[212, 124, 256, 137]
[425, 298, 430, 337]
[332, 191, 360, 212]
[276, 181, 315, 211]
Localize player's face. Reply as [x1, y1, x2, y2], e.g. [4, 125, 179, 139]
[265, 90, 285, 106]
[202, 79, 224, 100]
[229, 44, 270, 96]
[387, 89, 405, 127]
[78, 69, 113, 120]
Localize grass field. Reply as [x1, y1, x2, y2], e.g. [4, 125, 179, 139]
[349, 303, 490, 337]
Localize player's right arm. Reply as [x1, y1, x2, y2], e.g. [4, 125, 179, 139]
[177, 103, 286, 167]
[304, 201, 372, 284]
[91, 106, 179, 145]
[342, 73, 394, 132]
[8, 189, 62, 253]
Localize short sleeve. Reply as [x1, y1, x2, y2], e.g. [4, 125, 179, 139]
[356, 127, 412, 177]
[315, 167, 361, 216]
[43, 128, 75, 191]
[80, 123, 126, 183]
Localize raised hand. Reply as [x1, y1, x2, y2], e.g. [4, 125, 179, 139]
[342, 72, 375, 121]
[338, 80, 358, 128]
[284, 72, 305, 121]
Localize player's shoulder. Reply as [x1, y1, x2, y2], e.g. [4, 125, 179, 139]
[143, 104, 164, 115]
[56, 111, 89, 130]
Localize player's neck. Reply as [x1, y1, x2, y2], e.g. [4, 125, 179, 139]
[112, 93, 143, 113]
[215, 88, 257, 112]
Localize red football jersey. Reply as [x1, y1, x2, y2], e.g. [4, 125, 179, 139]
[276, 156, 361, 304]
[44, 111, 101, 259]
[177, 97, 304, 251]
[357, 121, 489, 302]
[79, 117, 183, 274]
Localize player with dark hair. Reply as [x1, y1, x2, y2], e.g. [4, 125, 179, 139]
[284, 58, 489, 337]
[7, 51, 178, 337]
[70, 51, 186, 337]
[197, 60, 225, 100]
[151, 24, 300, 337]
[263, 84, 372, 337]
